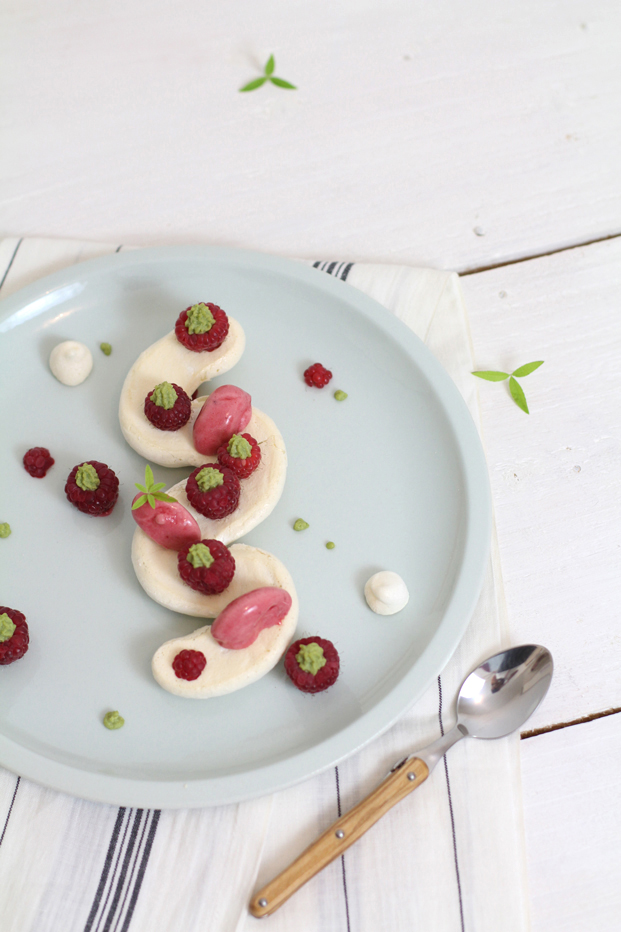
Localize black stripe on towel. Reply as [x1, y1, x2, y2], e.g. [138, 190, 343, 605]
[334, 767, 352, 932]
[0, 776, 21, 848]
[83, 807, 161, 932]
[0, 238, 23, 292]
[438, 675, 465, 932]
[313, 260, 355, 282]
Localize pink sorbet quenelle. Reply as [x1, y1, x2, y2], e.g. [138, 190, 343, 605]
[193, 385, 252, 455]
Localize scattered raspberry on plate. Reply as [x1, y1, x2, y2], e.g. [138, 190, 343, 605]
[177, 539, 236, 594]
[144, 381, 191, 431]
[304, 363, 332, 388]
[172, 649, 207, 681]
[175, 302, 229, 352]
[23, 447, 55, 478]
[186, 464, 240, 519]
[284, 636, 340, 693]
[0, 607, 29, 665]
[65, 461, 120, 516]
[216, 433, 261, 479]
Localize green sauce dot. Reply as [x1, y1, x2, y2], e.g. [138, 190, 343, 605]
[0, 523, 11, 538]
[325, 541, 335, 549]
[334, 390, 348, 401]
[293, 518, 309, 531]
[150, 381, 178, 410]
[296, 642, 326, 675]
[186, 542, 214, 568]
[195, 467, 224, 492]
[0, 613, 16, 642]
[100, 343, 112, 356]
[103, 711, 125, 730]
[227, 434, 252, 459]
[75, 463, 100, 491]
[185, 303, 215, 334]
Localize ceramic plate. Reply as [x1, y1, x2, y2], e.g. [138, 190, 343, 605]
[0, 246, 490, 808]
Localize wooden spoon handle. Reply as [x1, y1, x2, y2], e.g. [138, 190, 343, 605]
[249, 757, 429, 918]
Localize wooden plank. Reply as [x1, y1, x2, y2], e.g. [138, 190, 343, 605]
[461, 236, 621, 727]
[1, 1, 620, 270]
[521, 714, 621, 932]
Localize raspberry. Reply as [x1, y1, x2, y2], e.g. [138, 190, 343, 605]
[175, 303, 229, 352]
[172, 649, 207, 681]
[284, 637, 340, 693]
[186, 464, 240, 520]
[0, 607, 29, 665]
[304, 363, 332, 388]
[144, 382, 191, 431]
[23, 447, 54, 478]
[177, 539, 236, 594]
[65, 461, 120, 516]
[216, 433, 261, 479]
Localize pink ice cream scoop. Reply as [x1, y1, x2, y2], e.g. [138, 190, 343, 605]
[132, 495, 201, 550]
[211, 587, 293, 649]
[193, 385, 252, 455]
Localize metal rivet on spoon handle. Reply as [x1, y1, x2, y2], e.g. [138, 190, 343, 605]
[248, 644, 553, 919]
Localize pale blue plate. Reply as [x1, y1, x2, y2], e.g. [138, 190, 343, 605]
[0, 246, 490, 807]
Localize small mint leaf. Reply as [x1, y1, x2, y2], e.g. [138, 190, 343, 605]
[135, 482, 147, 493]
[509, 377, 529, 413]
[154, 492, 178, 504]
[151, 482, 166, 493]
[264, 54, 275, 76]
[472, 370, 510, 382]
[511, 360, 544, 378]
[240, 77, 267, 92]
[131, 495, 148, 510]
[147, 494, 156, 508]
[270, 76, 296, 89]
[145, 464, 154, 488]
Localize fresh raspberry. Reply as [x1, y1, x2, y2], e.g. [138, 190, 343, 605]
[177, 539, 236, 594]
[65, 461, 120, 516]
[0, 607, 29, 665]
[304, 363, 332, 388]
[23, 447, 54, 478]
[175, 303, 229, 352]
[186, 464, 240, 519]
[144, 382, 191, 431]
[216, 433, 261, 479]
[284, 637, 340, 693]
[172, 649, 207, 681]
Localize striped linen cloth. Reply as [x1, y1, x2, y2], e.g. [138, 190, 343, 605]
[0, 238, 530, 932]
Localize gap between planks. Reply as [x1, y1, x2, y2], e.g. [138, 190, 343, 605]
[459, 230, 621, 276]
[521, 706, 621, 740]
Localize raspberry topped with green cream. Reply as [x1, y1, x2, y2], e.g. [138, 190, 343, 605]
[144, 381, 191, 431]
[175, 302, 229, 352]
[284, 637, 340, 693]
[217, 432, 261, 479]
[186, 463, 240, 519]
[65, 461, 119, 516]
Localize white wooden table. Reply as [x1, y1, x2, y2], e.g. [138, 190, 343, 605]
[2, 3, 620, 929]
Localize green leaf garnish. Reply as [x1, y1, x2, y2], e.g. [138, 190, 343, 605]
[270, 77, 297, 89]
[240, 77, 267, 92]
[472, 370, 509, 381]
[132, 464, 178, 509]
[239, 56, 296, 92]
[509, 377, 529, 413]
[511, 360, 544, 378]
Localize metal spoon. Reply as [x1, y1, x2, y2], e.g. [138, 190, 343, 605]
[249, 643, 553, 918]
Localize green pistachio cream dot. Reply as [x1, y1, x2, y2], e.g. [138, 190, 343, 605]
[325, 541, 336, 549]
[100, 342, 112, 356]
[75, 463, 100, 491]
[227, 434, 252, 459]
[0, 613, 16, 643]
[185, 302, 215, 335]
[150, 381, 178, 410]
[195, 466, 224, 492]
[334, 390, 348, 401]
[296, 642, 327, 676]
[186, 542, 215, 569]
[103, 711, 125, 730]
[293, 518, 309, 531]
[0, 523, 11, 538]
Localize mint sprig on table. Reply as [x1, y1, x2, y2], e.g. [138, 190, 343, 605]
[239, 55, 297, 92]
[472, 361, 544, 414]
[132, 465, 178, 510]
